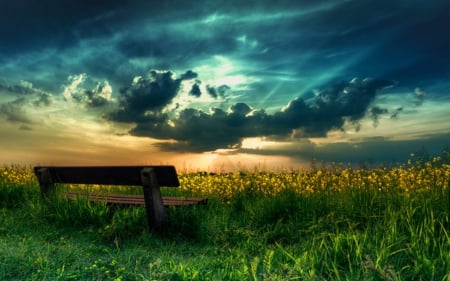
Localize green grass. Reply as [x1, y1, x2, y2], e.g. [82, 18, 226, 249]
[0, 166, 449, 280]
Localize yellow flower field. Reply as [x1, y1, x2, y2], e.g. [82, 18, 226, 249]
[178, 156, 449, 199]
[0, 165, 36, 186]
[2, 155, 448, 199]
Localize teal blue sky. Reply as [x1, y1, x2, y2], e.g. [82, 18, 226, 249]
[0, 0, 449, 170]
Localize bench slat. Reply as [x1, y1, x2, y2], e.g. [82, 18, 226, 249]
[65, 192, 208, 206]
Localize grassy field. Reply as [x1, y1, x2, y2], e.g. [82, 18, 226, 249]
[0, 153, 449, 280]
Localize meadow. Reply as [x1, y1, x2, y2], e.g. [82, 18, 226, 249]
[0, 152, 449, 280]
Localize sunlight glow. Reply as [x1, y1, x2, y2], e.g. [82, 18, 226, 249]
[195, 55, 258, 90]
[241, 137, 278, 150]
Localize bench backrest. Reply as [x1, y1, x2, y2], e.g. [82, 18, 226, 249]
[33, 166, 180, 187]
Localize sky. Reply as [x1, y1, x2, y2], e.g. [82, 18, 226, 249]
[1, 0, 449, 171]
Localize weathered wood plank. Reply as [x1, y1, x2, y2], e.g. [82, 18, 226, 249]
[65, 192, 208, 206]
[141, 167, 168, 232]
[33, 166, 179, 187]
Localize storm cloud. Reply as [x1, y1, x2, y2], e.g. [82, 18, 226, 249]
[108, 70, 198, 123]
[107, 75, 395, 151]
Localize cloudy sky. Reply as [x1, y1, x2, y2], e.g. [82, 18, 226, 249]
[1, 0, 449, 171]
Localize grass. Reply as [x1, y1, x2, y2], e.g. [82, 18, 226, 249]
[0, 157, 449, 280]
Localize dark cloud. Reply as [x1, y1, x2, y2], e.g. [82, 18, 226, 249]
[108, 70, 182, 123]
[109, 76, 394, 151]
[131, 106, 260, 151]
[330, 78, 394, 120]
[179, 70, 198, 81]
[369, 106, 388, 127]
[206, 84, 230, 99]
[231, 103, 252, 116]
[189, 83, 202, 97]
[273, 78, 395, 136]
[206, 85, 218, 98]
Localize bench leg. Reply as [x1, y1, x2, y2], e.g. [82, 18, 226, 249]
[141, 168, 169, 232]
[36, 168, 56, 197]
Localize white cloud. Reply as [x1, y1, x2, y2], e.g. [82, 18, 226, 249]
[63, 73, 87, 103]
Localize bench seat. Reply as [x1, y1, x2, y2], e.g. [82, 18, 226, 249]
[65, 191, 208, 206]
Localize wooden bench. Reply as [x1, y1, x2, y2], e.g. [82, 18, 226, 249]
[33, 166, 207, 232]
